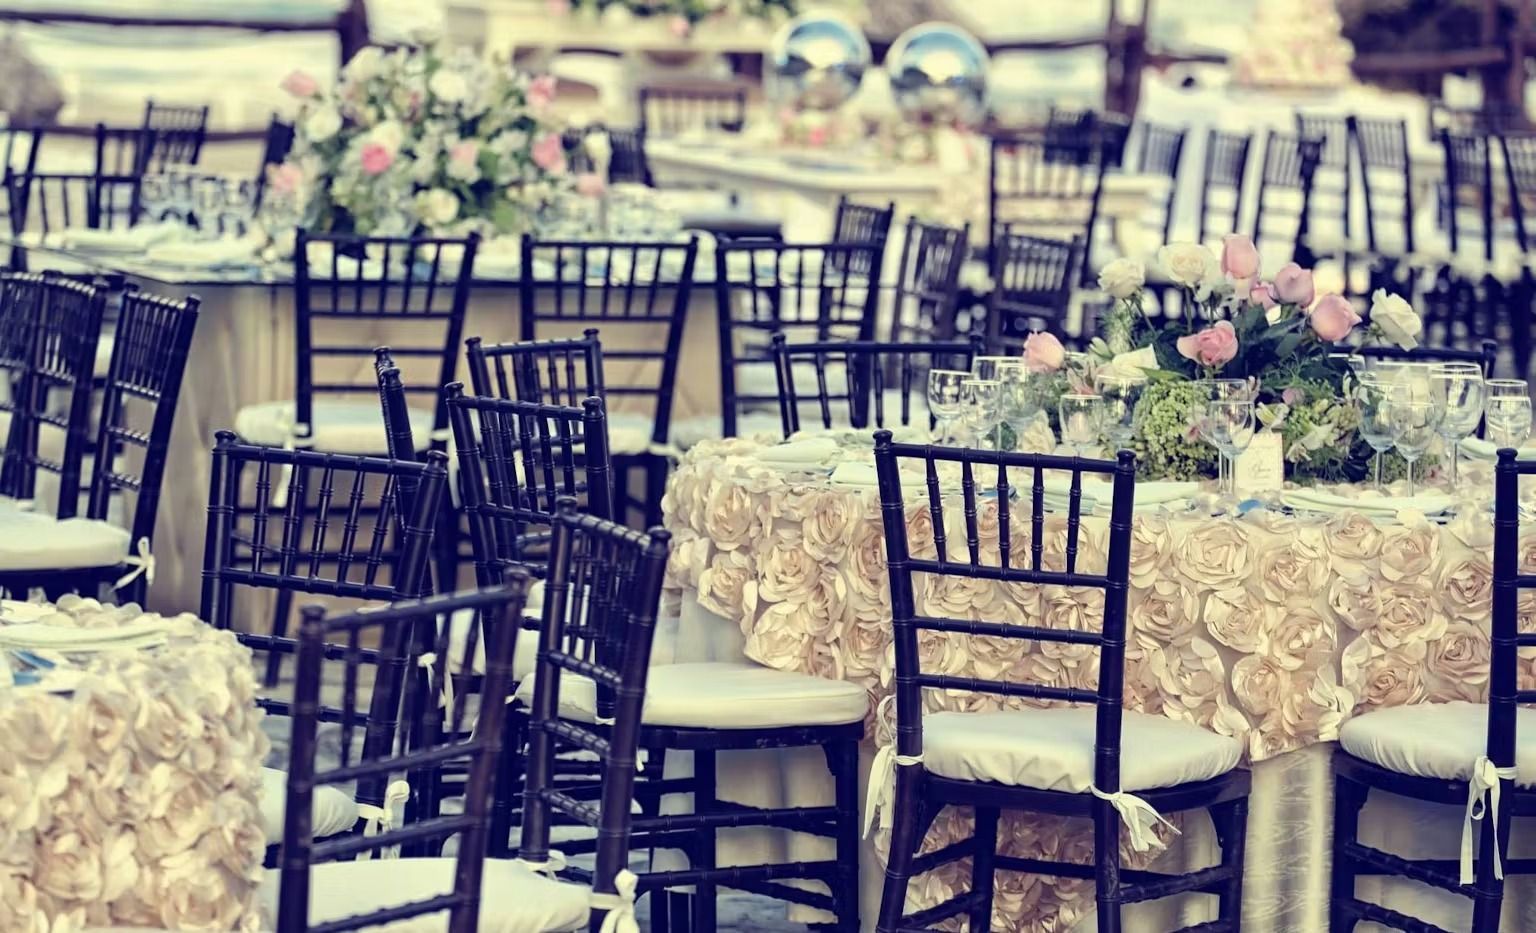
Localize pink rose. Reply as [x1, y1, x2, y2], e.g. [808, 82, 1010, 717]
[546, 0, 570, 12]
[1022, 331, 1065, 374]
[1281, 386, 1303, 405]
[449, 139, 478, 167]
[1273, 262, 1315, 307]
[527, 74, 558, 113]
[280, 69, 319, 98]
[669, 15, 692, 37]
[1220, 234, 1260, 280]
[531, 133, 567, 173]
[806, 125, 830, 147]
[359, 142, 394, 176]
[575, 171, 606, 197]
[1248, 281, 1278, 310]
[1309, 294, 1361, 342]
[266, 162, 303, 196]
[1176, 320, 1240, 368]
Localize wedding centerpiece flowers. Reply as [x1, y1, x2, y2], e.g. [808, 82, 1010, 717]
[275, 40, 570, 237]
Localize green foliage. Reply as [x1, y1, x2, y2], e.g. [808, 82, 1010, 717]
[1130, 380, 1218, 481]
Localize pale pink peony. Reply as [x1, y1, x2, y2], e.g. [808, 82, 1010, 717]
[527, 74, 558, 112]
[575, 171, 606, 197]
[1309, 294, 1361, 342]
[266, 163, 303, 196]
[1022, 331, 1065, 373]
[1220, 233, 1260, 280]
[1273, 262, 1315, 307]
[531, 133, 567, 173]
[280, 69, 319, 98]
[806, 124, 830, 147]
[669, 14, 692, 37]
[359, 142, 394, 176]
[1176, 320, 1239, 368]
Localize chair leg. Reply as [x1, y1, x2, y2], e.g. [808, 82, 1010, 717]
[1212, 797, 1248, 927]
[263, 588, 294, 687]
[488, 706, 526, 857]
[1471, 777, 1511, 933]
[1330, 774, 1367, 932]
[875, 765, 922, 933]
[690, 749, 718, 933]
[969, 807, 999, 933]
[829, 739, 862, 932]
[1093, 796, 1123, 933]
[644, 456, 668, 530]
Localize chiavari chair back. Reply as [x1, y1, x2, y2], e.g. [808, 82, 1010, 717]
[1251, 131, 1324, 267]
[1296, 112, 1353, 247]
[141, 100, 210, 171]
[889, 216, 970, 343]
[1130, 122, 1187, 243]
[988, 131, 1107, 263]
[1499, 133, 1536, 254]
[769, 333, 979, 436]
[1440, 129, 1496, 262]
[1196, 129, 1253, 246]
[1351, 116, 1416, 257]
[985, 231, 1084, 351]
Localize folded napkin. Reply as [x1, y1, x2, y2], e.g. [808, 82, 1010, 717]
[1041, 478, 1197, 513]
[1282, 487, 1456, 517]
[755, 436, 839, 468]
[0, 601, 52, 623]
[60, 222, 183, 253]
[1460, 438, 1536, 461]
[0, 618, 170, 652]
[828, 462, 925, 490]
[146, 235, 261, 268]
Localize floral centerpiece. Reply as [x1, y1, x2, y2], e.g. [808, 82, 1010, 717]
[552, 0, 798, 35]
[1023, 235, 1426, 483]
[272, 40, 570, 237]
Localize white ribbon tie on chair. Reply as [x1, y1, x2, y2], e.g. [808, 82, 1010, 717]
[356, 779, 411, 860]
[864, 743, 922, 838]
[591, 868, 639, 933]
[113, 537, 156, 590]
[1090, 786, 1180, 853]
[513, 848, 568, 877]
[1462, 755, 1518, 885]
[416, 652, 455, 721]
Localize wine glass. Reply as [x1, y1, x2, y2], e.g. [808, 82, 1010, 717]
[960, 378, 1002, 447]
[1488, 395, 1534, 451]
[1392, 398, 1443, 496]
[1207, 398, 1255, 500]
[1189, 379, 1250, 490]
[1094, 373, 1142, 455]
[1430, 362, 1485, 489]
[971, 356, 1016, 383]
[139, 174, 171, 225]
[996, 362, 1038, 451]
[1487, 379, 1530, 399]
[1058, 394, 1104, 457]
[927, 369, 968, 444]
[1354, 378, 1407, 491]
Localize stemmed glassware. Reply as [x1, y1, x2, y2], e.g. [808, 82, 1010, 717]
[1354, 378, 1406, 491]
[1429, 362, 1485, 488]
[1487, 394, 1534, 451]
[927, 369, 969, 444]
[1058, 394, 1104, 457]
[1206, 397, 1255, 500]
[1094, 373, 1142, 455]
[960, 378, 1002, 448]
[1393, 398, 1443, 496]
[971, 356, 1016, 383]
[1189, 379, 1250, 493]
[995, 361, 1037, 452]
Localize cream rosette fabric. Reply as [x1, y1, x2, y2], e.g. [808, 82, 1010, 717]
[663, 437, 1528, 932]
[0, 595, 267, 931]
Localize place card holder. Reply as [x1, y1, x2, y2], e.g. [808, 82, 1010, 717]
[1235, 432, 1285, 498]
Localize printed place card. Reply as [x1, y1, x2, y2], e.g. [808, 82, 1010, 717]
[1234, 432, 1285, 497]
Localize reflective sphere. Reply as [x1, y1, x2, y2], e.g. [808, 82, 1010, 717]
[767, 12, 870, 111]
[885, 23, 989, 127]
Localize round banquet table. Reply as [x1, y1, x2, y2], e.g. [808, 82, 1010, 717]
[0, 596, 266, 931]
[658, 432, 1536, 932]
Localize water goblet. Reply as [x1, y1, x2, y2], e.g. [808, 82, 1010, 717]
[1487, 379, 1530, 399]
[1354, 378, 1407, 491]
[995, 362, 1038, 451]
[1392, 398, 1443, 496]
[1094, 372, 1142, 455]
[1058, 394, 1104, 458]
[1430, 362, 1485, 488]
[960, 378, 1002, 448]
[927, 369, 968, 444]
[971, 356, 1016, 383]
[1488, 395, 1534, 451]
[1207, 398, 1255, 500]
[1188, 379, 1250, 490]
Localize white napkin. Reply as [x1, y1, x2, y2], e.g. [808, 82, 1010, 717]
[1460, 438, 1536, 461]
[61, 222, 182, 253]
[0, 601, 52, 623]
[146, 235, 261, 268]
[755, 436, 838, 468]
[1041, 477, 1197, 513]
[0, 618, 170, 652]
[1282, 487, 1456, 517]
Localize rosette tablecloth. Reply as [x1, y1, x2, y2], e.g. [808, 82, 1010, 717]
[660, 435, 1536, 932]
[0, 597, 267, 931]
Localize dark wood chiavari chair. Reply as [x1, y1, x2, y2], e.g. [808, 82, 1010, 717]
[769, 333, 979, 436]
[712, 237, 886, 438]
[1441, 129, 1497, 264]
[1351, 116, 1417, 260]
[870, 435, 1251, 933]
[1251, 131, 1324, 268]
[987, 131, 1107, 267]
[1354, 340, 1499, 379]
[1296, 112, 1353, 250]
[889, 216, 970, 343]
[985, 231, 1084, 351]
[1130, 122, 1187, 244]
[3, 169, 143, 251]
[200, 430, 450, 848]
[141, 99, 210, 170]
[1195, 129, 1253, 246]
[1499, 134, 1536, 255]
[1330, 448, 1536, 932]
[638, 83, 748, 137]
[268, 580, 605, 933]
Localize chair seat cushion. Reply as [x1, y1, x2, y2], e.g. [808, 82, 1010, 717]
[443, 580, 546, 681]
[922, 707, 1241, 793]
[515, 660, 869, 729]
[256, 856, 590, 932]
[0, 511, 130, 571]
[259, 766, 360, 841]
[1338, 701, 1536, 785]
[234, 400, 435, 454]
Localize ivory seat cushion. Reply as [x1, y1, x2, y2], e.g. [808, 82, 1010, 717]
[442, 580, 546, 681]
[1338, 701, 1536, 786]
[234, 399, 435, 454]
[922, 707, 1241, 793]
[259, 766, 360, 841]
[256, 856, 590, 932]
[0, 511, 130, 571]
[515, 660, 869, 729]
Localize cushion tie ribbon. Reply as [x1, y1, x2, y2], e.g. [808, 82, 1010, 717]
[113, 537, 155, 590]
[591, 869, 639, 933]
[1462, 755, 1517, 885]
[513, 849, 568, 877]
[416, 652, 455, 721]
[1090, 785, 1180, 853]
[356, 779, 410, 860]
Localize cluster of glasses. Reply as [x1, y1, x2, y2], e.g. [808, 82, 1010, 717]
[926, 356, 1043, 449]
[536, 184, 684, 241]
[140, 169, 260, 239]
[1185, 379, 1256, 501]
[1350, 359, 1527, 494]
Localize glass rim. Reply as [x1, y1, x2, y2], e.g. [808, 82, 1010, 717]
[1487, 379, 1529, 387]
[929, 368, 972, 376]
[1060, 392, 1103, 400]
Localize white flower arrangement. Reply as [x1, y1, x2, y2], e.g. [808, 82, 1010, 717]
[272, 39, 570, 238]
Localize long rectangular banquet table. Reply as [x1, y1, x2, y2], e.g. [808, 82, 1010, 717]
[659, 432, 1536, 932]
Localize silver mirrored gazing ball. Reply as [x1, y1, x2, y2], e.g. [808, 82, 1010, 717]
[885, 23, 989, 126]
[767, 12, 871, 111]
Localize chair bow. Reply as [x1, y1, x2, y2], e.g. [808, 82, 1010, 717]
[864, 743, 923, 838]
[1462, 755, 1517, 885]
[416, 652, 455, 721]
[591, 868, 639, 933]
[356, 779, 411, 860]
[113, 537, 156, 590]
[1090, 785, 1180, 853]
[513, 849, 568, 877]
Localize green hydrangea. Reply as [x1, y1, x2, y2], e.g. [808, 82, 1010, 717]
[1131, 380, 1218, 481]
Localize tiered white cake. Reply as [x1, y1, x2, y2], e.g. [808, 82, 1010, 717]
[1232, 0, 1356, 90]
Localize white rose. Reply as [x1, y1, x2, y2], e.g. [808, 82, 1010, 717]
[1098, 257, 1146, 299]
[415, 188, 460, 227]
[368, 120, 405, 154]
[1155, 243, 1218, 288]
[583, 130, 613, 165]
[303, 106, 342, 143]
[1370, 289, 1423, 350]
[428, 68, 470, 104]
[1104, 345, 1159, 381]
[344, 47, 385, 83]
